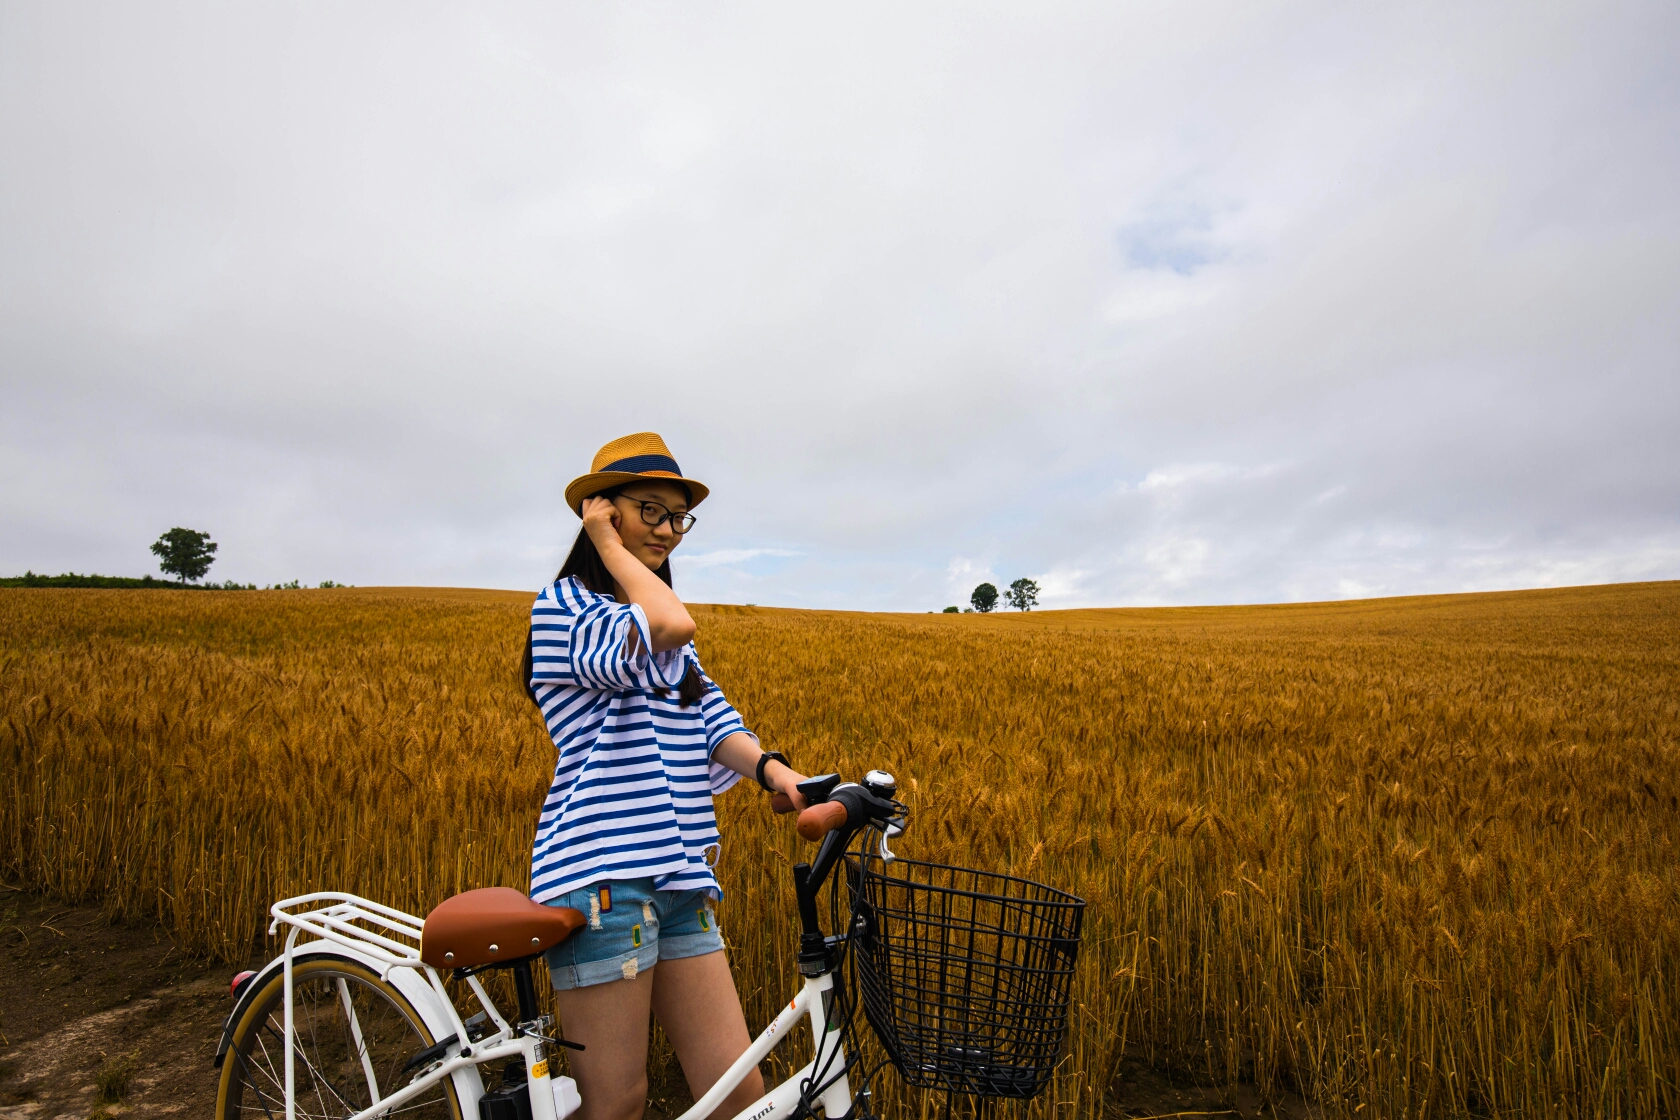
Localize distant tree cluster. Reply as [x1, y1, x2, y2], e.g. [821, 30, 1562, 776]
[959, 578, 1039, 613]
[1006, 578, 1039, 611]
[144, 527, 348, 589]
[151, 527, 217, 583]
[0, 571, 255, 590]
[12, 529, 347, 591]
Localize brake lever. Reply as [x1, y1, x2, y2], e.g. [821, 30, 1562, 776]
[521, 1028, 586, 1052]
[878, 816, 905, 863]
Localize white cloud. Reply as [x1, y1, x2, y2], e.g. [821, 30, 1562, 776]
[940, 557, 1000, 610]
[675, 548, 801, 571]
[1031, 567, 1090, 609]
[1101, 270, 1228, 324]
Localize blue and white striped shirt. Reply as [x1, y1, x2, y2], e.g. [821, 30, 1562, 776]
[527, 576, 748, 903]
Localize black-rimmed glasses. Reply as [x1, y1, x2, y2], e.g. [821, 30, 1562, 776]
[615, 495, 697, 534]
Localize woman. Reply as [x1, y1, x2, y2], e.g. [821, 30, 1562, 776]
[523, 432, 809, 1120]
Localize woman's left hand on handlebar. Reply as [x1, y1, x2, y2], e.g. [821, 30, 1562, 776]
[767, 758, 809, 812]
[712, 733, 809, 812]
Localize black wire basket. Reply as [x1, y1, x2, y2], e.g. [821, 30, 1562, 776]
[845, 854, 1086, 1100]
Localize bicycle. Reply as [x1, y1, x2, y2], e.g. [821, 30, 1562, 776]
[213, 770, 1086, 1120]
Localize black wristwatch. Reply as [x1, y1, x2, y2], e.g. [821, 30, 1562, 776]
[755, 751, 791, 792]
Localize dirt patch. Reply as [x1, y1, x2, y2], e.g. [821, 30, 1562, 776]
[1107, 1059, 1321, 1119]
[0, 886, 260, 1117]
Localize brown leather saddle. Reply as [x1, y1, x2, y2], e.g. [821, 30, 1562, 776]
[419, 887, 586, 969]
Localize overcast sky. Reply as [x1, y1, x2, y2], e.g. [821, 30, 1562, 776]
[3, 2, 1676, 610]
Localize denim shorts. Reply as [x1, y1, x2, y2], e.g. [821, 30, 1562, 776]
[543, 878, 724, 990]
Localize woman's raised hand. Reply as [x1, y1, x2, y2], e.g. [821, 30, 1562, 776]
[580, 495, 623, 550]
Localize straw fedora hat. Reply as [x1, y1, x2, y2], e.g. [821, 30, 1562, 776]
[564, 432, 710, 515]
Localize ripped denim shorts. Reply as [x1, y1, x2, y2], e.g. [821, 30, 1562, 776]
[542, 878, 724, 990]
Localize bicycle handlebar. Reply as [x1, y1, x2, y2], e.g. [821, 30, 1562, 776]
[796, 799, 849, 841]
[767, 771, 902, 843]
[797, 783, 894, 842]
[774, 772, 904, 964]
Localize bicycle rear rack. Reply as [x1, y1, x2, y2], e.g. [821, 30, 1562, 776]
[265, 892, 538, 1120]
[269, 891, 427, 972]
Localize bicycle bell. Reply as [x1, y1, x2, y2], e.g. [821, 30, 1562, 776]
[862, 770, 897, 798]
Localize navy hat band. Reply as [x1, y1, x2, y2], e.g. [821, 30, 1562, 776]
[602, 453, 682, 475]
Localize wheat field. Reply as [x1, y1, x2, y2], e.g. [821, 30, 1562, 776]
[2, 583, 1677, 1118]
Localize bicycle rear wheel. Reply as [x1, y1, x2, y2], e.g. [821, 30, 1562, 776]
[215, 954, 463, 1119]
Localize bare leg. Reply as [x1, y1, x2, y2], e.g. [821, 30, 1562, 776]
[651, 951, 763, 1120]
[554, 967, 658, 1120]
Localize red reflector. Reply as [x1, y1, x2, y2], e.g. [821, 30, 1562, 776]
[230, 970, 257, 997]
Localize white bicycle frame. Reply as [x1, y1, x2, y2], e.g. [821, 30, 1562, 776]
[266, 893, 852, 1120]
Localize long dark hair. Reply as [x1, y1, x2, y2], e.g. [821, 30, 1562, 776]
[522, 490, 706, 708]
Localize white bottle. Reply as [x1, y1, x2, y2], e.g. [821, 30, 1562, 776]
[552, 1075, 582, 1120]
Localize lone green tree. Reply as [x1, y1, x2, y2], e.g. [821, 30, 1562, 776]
[150, 528, 217, 583]
[970, 582, 998, 613]
[1006, 577, 1040, 611]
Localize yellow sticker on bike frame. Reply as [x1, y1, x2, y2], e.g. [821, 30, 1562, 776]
[531, 1060, 549, 1080]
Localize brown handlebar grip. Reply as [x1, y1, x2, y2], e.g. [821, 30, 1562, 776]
[796, 800, 850, 842]
[769, 792, 796, 814]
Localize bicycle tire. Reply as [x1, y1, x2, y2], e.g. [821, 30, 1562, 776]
[215, 953, 464, 1120]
